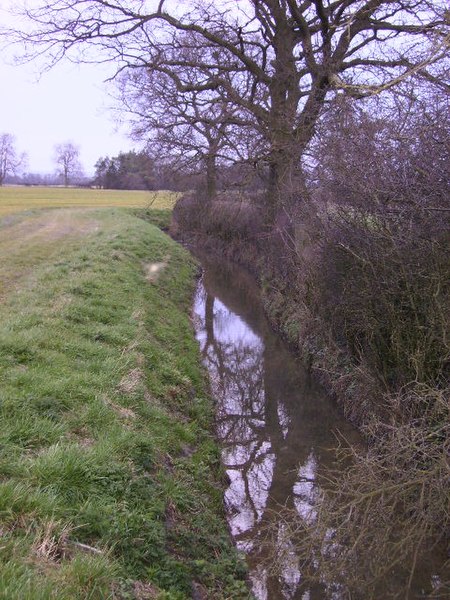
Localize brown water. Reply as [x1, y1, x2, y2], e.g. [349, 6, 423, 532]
[192, 256, 362, 600]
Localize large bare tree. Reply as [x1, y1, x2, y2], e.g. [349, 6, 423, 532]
[9, 0, 450, 220]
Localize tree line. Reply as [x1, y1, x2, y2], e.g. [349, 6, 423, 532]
[0, 137, 83, 187]
[6, 0, 448, 223]
[2, 132, 259, 191]
[1, 136, 188, 190]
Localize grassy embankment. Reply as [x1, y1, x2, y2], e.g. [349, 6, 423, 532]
[0, 199, 248, 598]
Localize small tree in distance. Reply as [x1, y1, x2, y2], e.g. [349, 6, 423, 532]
[0, 133, 26, 186]
[54, 141, 82, 187]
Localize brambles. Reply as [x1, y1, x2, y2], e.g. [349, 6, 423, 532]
[272, 385, 449, 598]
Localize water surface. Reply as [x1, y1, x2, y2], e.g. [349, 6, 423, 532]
[192, 257, 361, 599]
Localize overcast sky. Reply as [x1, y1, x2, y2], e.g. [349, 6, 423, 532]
[0, 4, 134, 176]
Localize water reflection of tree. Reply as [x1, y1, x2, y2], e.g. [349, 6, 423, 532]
[195, 282, 338, 600]
[201, 290, 270, 535]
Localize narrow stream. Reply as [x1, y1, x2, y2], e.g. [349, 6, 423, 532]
[192, 256, 361, 600]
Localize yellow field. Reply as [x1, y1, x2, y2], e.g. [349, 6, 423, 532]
[0, 186, 178, 217]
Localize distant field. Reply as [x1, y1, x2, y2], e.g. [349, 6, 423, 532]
[0, 186, 178, 217]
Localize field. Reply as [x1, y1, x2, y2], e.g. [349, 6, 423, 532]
[0, 186, 178, 217]
[0, 195, 248, 598]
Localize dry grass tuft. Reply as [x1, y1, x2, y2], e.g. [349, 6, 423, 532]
[103, 395, 137, 421]
[31, 521, 71, 565]
[133, 580, 162, 599]
[117, 368, 145, 395]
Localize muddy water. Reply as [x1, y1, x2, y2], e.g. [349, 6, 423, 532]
[192, 257, 362, 600]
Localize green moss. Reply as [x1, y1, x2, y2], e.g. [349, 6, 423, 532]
[134, 207, 173, 231]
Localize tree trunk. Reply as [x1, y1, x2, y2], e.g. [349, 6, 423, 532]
[262, 4, 303, 227]
[205, 153, 217, 201]
[0, 157, 6, 186]
[265, 140, 308, 230]
[265, 81, 329, 229]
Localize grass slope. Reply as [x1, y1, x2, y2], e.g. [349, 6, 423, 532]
[0, 208, 248, 599]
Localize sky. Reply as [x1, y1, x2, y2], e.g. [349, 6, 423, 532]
[0, 4, 134, 176]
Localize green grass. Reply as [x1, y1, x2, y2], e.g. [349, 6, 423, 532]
[0, 208, 248, 599]
[0, 186, 178, 217]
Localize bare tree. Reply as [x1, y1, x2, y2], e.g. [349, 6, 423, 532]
[119, 59, 258, 200]
[0, 133, 25, 186]
[54, 141, 82, 187]
[9, 0, 450, 221]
